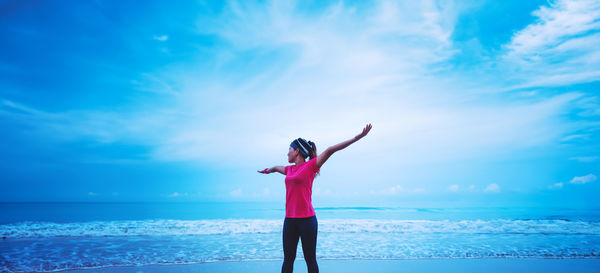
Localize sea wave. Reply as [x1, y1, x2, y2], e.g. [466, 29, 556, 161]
[3, 219, 600, 273]
[2, 218, 599, 238]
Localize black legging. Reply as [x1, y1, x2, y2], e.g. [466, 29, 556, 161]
[281, 215, 319, 273]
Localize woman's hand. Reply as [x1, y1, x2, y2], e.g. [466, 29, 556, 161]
[257, 168, 270, 174]
[355, 123, 372, 140]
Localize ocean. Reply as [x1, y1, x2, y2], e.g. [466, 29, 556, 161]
[1, 202, 599, 272]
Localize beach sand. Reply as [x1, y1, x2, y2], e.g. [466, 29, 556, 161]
[61, 258, 600, 273]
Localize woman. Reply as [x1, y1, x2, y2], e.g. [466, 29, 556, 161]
[258, 123, 372, 273]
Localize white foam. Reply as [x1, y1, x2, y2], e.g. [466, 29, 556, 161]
[2, 219, 599, 238]
[3, 220, 600, 273]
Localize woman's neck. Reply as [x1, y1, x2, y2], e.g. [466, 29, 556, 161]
[293, 158, 306, 165]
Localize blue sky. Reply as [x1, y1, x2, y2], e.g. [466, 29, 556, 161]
[1, 0, 599, 207]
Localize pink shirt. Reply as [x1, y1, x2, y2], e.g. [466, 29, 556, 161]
[284, 157, 320, 218]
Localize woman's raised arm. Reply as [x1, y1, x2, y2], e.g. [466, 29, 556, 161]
[316, 123, 372, 169]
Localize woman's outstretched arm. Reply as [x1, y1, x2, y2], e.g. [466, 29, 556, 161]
[316, 123, 372, 169]
[257, 166, 286, 175]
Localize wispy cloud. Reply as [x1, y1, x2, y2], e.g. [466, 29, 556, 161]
[570, 174, 597, 184]
[484, 183, 500, 193]
[548, 182, 564, 190]
[561, 134, 591, 142]
[568, 156, 598, 162]
[153, 35, 168, 41]
[314, 187, 332, 197]
[370, 185, 403, 195]
[387, 185, 404, 194]
[502, 0, 600, 88]
[167, 192, 188, 198]
[230, 188, 242, 197]
[0, 98, 168, 147]
[369, 185, 432, 195]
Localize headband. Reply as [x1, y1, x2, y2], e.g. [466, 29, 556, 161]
[290, 138, 311, 158]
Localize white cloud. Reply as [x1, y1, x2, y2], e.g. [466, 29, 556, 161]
[506, 0, 600, 56]
[548, 182, 564, 189]
[88, 192, 98, 196]
[313, 187, 332, 196]
[230, 188, 242, 197]
[200, 1, 459, 70]
[262, 187, 270, 196]
[168, 192, 188, 198]
[312, 187, 334, 197]
[448, 184, 459, 192]
[569, 156, 598, 162]
[131, 72, 178, 95]
[503, 0, 600, 87]
[388, 185, 404, 194]
[561, 134, 590, 141]
[153, 35, 168, 41]
[370, 184, 404, 195]
[484, 183, 500, 193]
[369, 185, 428, 195]
[467, 185, 475, 191]
[570, 174, 597, 184]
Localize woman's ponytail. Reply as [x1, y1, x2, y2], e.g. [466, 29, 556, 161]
[308, 140, 320, 176]
[308, 141, 317, 160]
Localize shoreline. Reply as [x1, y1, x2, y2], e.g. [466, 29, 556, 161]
[56, 258, 600, 273]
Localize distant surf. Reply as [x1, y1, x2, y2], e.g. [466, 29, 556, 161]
[2, 218, 600, 272]
[2, 203, 599, 272]
[2, 218, 600, 238]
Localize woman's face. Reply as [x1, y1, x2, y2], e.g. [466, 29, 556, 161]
[287, 147, 297, 163]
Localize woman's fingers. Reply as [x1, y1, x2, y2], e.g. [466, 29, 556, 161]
[360, 124, 371, 135]
[356, 123, 372, 139]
